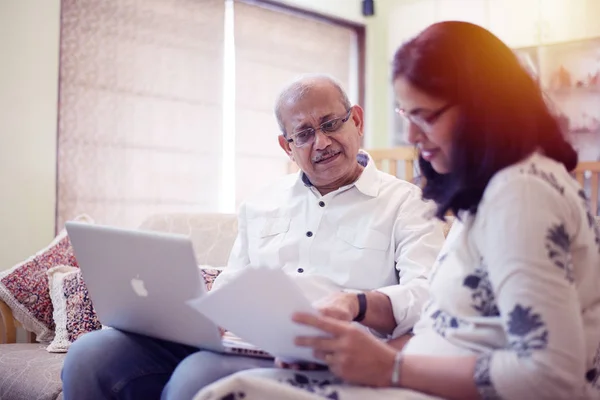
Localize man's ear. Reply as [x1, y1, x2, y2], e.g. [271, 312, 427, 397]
[278, 135, 295, 161]
[350, 105, 365, 138]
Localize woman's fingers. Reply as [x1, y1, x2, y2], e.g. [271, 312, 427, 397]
[293, 312, 348, 336]
[295, 334, 338, 352]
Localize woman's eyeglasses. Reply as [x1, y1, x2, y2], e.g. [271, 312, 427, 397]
[395, 104, 453, 133]
[286, 108, 353, 148]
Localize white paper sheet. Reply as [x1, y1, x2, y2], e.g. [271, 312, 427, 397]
[187, 267, 328, 364]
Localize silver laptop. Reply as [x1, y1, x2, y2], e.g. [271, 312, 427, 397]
[65, 221, 271, 359]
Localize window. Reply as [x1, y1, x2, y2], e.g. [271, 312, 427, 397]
[57, 0, 225, 229]
[56, 0, 363, 229]
[231, 0, 363, 207]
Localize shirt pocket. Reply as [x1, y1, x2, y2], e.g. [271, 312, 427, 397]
[256, 217, 291, 238]
[336, 226, 390, 251]
[332, 226, 391, 287]
[247, 217, 292, 267]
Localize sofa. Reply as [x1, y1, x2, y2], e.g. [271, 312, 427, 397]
[0, 213, 598, 400]
[0, 213, 239, 400]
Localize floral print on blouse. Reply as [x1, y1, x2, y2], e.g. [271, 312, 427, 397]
[404, 152, 600, 400]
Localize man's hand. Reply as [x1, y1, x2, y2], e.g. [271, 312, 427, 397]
[313, 292, 359, 322]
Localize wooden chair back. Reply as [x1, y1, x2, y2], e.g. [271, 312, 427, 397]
[574, 161, 600, 216]
[367, 146, 418, 183]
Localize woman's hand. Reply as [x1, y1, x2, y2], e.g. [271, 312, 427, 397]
[293, 312, 398, 387]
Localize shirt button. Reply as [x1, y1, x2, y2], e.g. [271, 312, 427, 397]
[318, 201, 325, 207]
[297, 268, 304, 273]
[306, 231, 313, 237]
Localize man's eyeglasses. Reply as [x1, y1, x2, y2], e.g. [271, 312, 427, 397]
[286, 108, 353, 148]
[395, 104, 453, 134]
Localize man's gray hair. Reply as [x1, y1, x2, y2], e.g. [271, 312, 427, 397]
[274, 73, 352, 136]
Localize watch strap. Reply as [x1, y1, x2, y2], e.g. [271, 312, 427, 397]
[353, 292, 367, 322]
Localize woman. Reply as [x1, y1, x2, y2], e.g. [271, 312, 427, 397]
[192, 21, 600, 400]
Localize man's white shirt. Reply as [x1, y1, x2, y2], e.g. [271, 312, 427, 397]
[212, 151, 445, 336]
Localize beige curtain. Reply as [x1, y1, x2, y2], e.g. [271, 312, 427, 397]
[233, 1, 358, 206]
[57, 0, 225, 230]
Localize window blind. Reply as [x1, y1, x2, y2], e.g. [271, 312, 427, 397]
[57, 0, 225, 229]
[233, 0, 358, 206]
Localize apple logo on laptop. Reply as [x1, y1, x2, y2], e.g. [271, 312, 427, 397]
[131, 275, 148, 297]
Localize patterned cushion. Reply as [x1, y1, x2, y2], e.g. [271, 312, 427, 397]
[0, 215, 93, 343]
[46, 266, 103, 353]
[43, 265, 221, 353]
[200, 267, 223, 291]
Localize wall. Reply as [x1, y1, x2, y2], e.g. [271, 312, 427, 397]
[5, 0, 593, 271]
[271, 0, 394, 149]
[0, 0, 372, 272]
[0, 0, 377, 273]
[363, 0, 394, 148]
[0, 0, 61, 270]
[383, 0, 600, 145]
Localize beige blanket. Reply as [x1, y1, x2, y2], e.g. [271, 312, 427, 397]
[193, 368, 443, 400]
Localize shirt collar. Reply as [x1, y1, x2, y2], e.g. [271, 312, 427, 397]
[296, 150, 381, 197]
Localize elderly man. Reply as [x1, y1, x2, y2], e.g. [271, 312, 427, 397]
[61, 74, 444, 400]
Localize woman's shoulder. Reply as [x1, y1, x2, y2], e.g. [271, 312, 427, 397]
[483, 152, 576, 202]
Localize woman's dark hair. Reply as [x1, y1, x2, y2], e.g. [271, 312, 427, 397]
[392, 21, 578, 220]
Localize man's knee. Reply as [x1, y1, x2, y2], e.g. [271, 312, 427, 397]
[163, 352, 227, 400]
[62, 329, 134, 399]
[64, 329, 130, 372]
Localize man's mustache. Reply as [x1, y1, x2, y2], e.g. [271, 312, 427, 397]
[313, 150, 341, 163]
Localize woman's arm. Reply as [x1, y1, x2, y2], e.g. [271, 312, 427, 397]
[400, 175, 587, 400]
[395, 175, 588, 400]
[399, 355, 480, 400]
[457, 174, 586, 399]
[293, 312, 480, 398]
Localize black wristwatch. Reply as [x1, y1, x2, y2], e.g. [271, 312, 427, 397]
[353, 292, 367, 322]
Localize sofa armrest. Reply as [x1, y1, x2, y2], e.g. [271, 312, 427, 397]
[0, 299, 17, 344]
